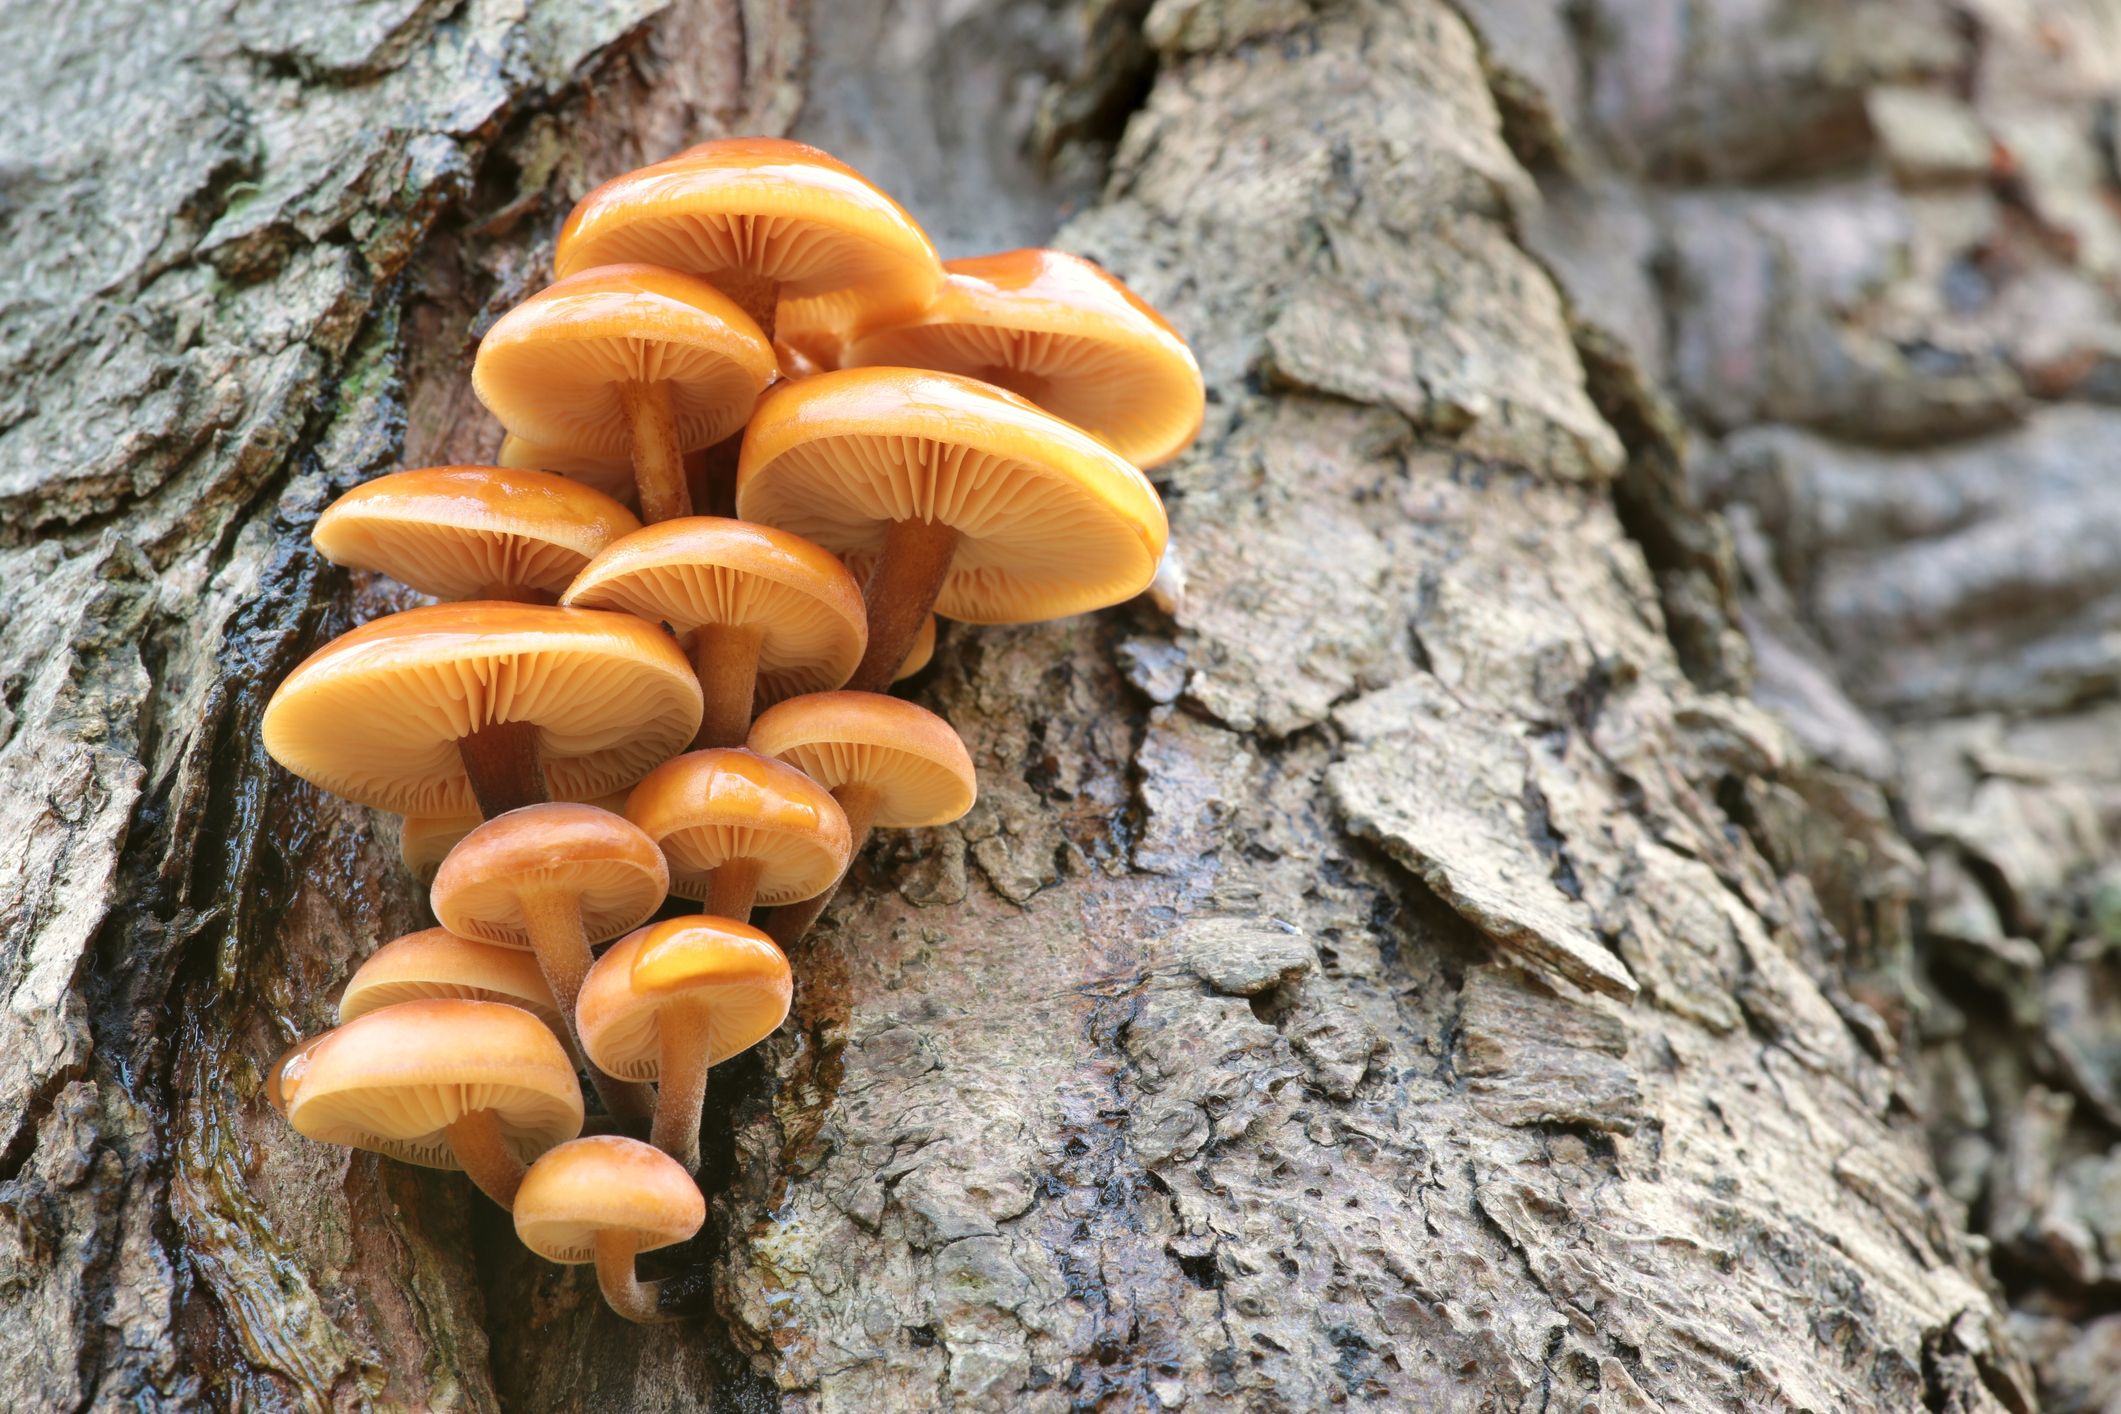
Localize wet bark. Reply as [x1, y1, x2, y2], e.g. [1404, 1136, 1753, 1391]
[3, 1, 2111, 1411]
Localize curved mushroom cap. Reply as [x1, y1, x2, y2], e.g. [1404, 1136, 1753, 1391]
[432, 804, 668, 947]
[312, 467, 640, 602]
[577, 917, 793, 1080]
[561, 518, 866, 705]
[473, 264, 776, 459]
[735, 368, 1169, 624]
[262, 603, 703, 816]
[554, 138, 942, 324]
[398, 788, 631, 883]
[338, 929, 563, 1037]
[746, 692, 975, 829]
[497, 434, 636, 506]
[625, 748, 850, 905]
[513, 1135, 704, 1264]
[266, 1034, 328, 1115]
[284, 999, 583, 1169]
[842, 250, 1205, 468]
[894, 614, 937, 681]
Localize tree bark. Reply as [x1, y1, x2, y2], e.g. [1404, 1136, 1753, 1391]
[5, 0, 2093, 1411]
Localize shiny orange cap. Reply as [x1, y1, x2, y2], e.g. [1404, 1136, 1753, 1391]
[514, 1135, 704, 1263]
[576, 917, 792, 1080]
[747, 692, 974, 829]
[624, 747, 850, 905]
[431, 803, 668, 947]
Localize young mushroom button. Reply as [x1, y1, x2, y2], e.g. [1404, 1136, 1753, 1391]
[338, 928, 566, 1047]
[624, 748, 850, 921]
[577, 917, 792, 1170]
[311, 466, 639, 603]
[514, 1136, 704, 1325]
[283, 999, 584, 1209]
[734, 368, 1169, 692]
[474, 264, 776, 524]
[261, 603, 702, 820]
[561, 517, 866, 750]
[432, 804, 668, 1122]
[840, 249, 1206, 469]
[747, 692, 976, 947]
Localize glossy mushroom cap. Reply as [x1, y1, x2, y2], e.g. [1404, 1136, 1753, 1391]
[473, 264, 776, 458]
[432, 804, 668, 947]
[895, 614, 937, 681]
[513, 1135, 704, 1264]
[747, 692, 975, 828]
[262, 603, 703, 816]
[842, 250, 1205, 468]
[561, 517, 867, 705]
[338, 928, 563, 1037]
[265, 1034, 327, 1115]
[312, 467, 640, 601]
[399, 788, 631, 883]
[285, 999, 583, 1168]
[625, 748, 851, 905]
[554, 138, 942, 325]
[577, 917, 793, 1080]
[735, 368, 1169, 624]
[497, 434, 635, 506]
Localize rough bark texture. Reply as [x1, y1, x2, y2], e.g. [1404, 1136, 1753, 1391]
[3, 1, 2115, 1411]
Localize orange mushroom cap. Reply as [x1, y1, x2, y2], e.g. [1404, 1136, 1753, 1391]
[735, 368, 1168, 624]
[576, 917, 793, 1080]
[432, 804, 669, 948]
[473, 264, 776, 459]
[554, 138, 942, 325]
[284, 999, 583, 1168]
[312, 466, 640, 602]
[262, 603, 703, 816]
[624, 748, 851, 905]
[338, 928, 564, 1038]
[841, 250, 1205, 468]
[398, 789, 629, 884]
[497, 434, 636, 507]
[514, 1135, 704, 1264]
[560, 517, 866, 705]
[266, 1034, 327, 1115]
[746, 692, 975, 829]
[894, 614, 937, 681]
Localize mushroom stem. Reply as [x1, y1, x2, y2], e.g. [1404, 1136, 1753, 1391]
[846, 519, 960, 692]
[618, 379, 691, 523]
[707, 858, 764, 920]
[458, 720, 547, 818]
[520, 889, 655, 1123]
[765, 783, 881, 949]
[474, 584, 551, 604]
[593, 1230, 677, 1324]
[649, 998, 713, 1170]
[446, 1108, 527, 1209]
[691, 624, 765, 750]
[695, 435, 742, 517]
[716, 269, 780, 342]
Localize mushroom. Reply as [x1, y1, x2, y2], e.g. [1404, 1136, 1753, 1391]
[553, 138, 941, 345]
[431, 803, 668, 1121]
[577, 916, 792, 1169]
[624, 747, 850, 921]
[735, 368, 1168, 692]
[264, 1034, 326, 1115]
[895, 613, 937, 682]
[497, 434, 635, 507]
[560, 517, 866, 750]
[513, 1136, 704, 1325]
[338, 928, 564, 1044]
[311, 466, 639, 603]
[747, 692, 975, 946]
[399, 789, 630, 884]
[282, 998, 583, 1208]
[262, 602, 702, 819]
[839, 249, 1205, 469]
[473, 263, 776, 524]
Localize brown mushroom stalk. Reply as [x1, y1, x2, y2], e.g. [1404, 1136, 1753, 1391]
[594, 1231, 680, 1324]
[848, 520, 959, 693]
[691, 623, 765, 749]
[616, 379, 689, 522]
[458, 719, 547, 817]
[445, 1108, 529, 1208]
[707, 857, 765, 919]
[648, 997, 715, 1167]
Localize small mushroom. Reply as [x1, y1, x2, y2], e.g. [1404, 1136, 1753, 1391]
[577, 916, 792, 1169]
[895, 614, 938, 682]
[431, 804, 668, 1121]
[338, 928, 564, 1045]
[747, 692, 975, 946]
[311, 466, 639, 603]
[474, 264, 776, 524]
[497, 434, 636, 508]
[513, 1136, 704, 1325]
[736, 368, 1168, 691]
[262, 602, 702, 818]
[282, 998, 583, 1208]
[399, 789, 629, 884]
[264, 1034, 326, 1115]
[561, 517, 866, 749]
[839, 249, 1205, 469]
[624, 748, 850, 921]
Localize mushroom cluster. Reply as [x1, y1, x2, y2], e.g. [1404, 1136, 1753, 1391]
[259, 137, 1201, 1325]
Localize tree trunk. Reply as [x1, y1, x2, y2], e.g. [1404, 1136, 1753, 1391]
[8, 0, 2100, 1410]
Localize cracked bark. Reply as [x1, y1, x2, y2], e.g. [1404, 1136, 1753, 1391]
[0, 0, 2073, 1411]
